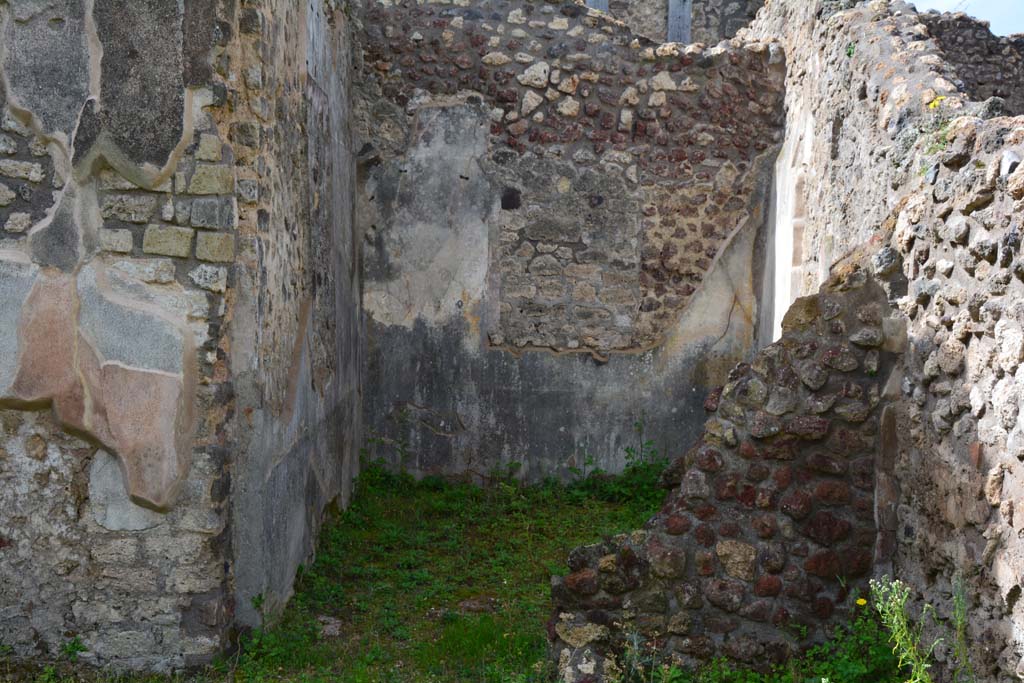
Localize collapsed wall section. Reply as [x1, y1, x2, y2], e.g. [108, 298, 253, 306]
[552, 271, 904, 680]
[0, 0, 360, 669]
[355, 0, 785, 480]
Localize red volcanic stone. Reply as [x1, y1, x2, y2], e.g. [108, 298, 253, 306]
[780, 490, 813, 520]
[694, 504, 717, 520]
[772, 465, 793, 489]
[565, 568, 600, 596]
[741, 599, 772, 623]
[804, 550, 841, 578]
[814, 596, 835, 619]
[715, 475, 739, 500]
[827, 426, 873, 456]
[705, 578, 746, 612]
[738, 440, 760, 459]
[752, 514, 778, 539]
[762, 435, 799, 460]
[806, 452, 847, 475]
[844, 547, 874, 577]
[737, 485, 757, 508]
[755, 489, 775, 509]
[772, 607, 791, 626]
[453, 54, 473, 70]
[719, 521, 741, 538]
[803, 511, 852, 546]
[696, 550, 716, 576]
[851, 457, 874, 490]
[815, 481, 852, 505]
[754, 575, 783, 597]
[784, 416, 831, 440]
[665, 514, 692, 535]
[746, 463, 770, 482]
[852, 495, 874, 520]
[696, 447, 724, 472]
[695, 523, 716, 547]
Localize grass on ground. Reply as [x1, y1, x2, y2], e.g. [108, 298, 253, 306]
[3, 458, 913, 683]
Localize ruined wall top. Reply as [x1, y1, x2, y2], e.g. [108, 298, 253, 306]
[356, 0, 785, 355]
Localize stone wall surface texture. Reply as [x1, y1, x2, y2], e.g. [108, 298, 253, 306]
[0, 0, 360, 669]
[355, 0, 784, 480]
[744, 0, 1024, 678]
[606, 0, 764, 45]
[551, 271, 903, 680]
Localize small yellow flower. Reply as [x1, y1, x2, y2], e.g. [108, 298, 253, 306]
[928, 96, 947, 110]
[856, 598, 868, 606]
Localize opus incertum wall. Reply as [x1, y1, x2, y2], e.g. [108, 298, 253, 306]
[551, 271, 905, 680]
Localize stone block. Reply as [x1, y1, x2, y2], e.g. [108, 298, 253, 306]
[187, 164, 234, 195]
[143, 225, 194, 258]
[196, 232, 235, 262]
[190, 196, 235, 229]
[189, 264, 227, 293]
[236, 179, 259, 204]
[98, 228, 133, 253]
[102, 194, 158, 224]
[0, 182, 15, 207]
[195, 134, 223, 162]
[3, 212, 31, 233]
[0, 159, 45, 183]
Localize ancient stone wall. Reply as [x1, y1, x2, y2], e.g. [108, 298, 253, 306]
[0, 0, 360, 669]
[918, 12, 1024, 116]
[606, 0, 764, 45]
[878, 111, 1024, 680]
[552, 271, 904, 679]
[692, 0, 763, 45]
[744, 0, 1024, 677]
[355, 0, 785, 480]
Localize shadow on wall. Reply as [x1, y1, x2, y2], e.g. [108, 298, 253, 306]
[354, 0, 787, 480]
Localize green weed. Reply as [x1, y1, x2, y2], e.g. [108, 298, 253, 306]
[870, 577, 938, 683]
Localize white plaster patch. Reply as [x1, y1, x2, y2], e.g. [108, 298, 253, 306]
[88, 450, 166, 531]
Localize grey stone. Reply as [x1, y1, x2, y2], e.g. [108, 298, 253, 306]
[189, 264, 227, 293]
[0, 256, 39, 394]
[2, 0, 90, 137]
[73, 0, 187, 168]
[872, 246, 900, 276]
[29, 187, 79, 271]
[76, 264, 187, 375]
[88, 450, 165, 531]
[190, 197, 236, 229]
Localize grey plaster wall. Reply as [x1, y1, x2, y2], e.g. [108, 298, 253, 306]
[363, 217, 771, 480]
[229, 0, 362, 628]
